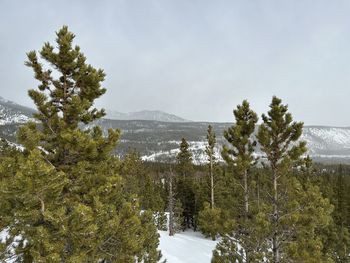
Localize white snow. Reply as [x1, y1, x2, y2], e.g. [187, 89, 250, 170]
[0, 228, 22, 263]
[158, 230, 218, 263]
[303, 127, 350, 145]
[141, 140, 223, 164]
[0, 105, 32, 125]
[2, 228, 219, 263]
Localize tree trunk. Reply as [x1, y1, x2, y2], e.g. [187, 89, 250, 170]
[168, 171, 174, 236]
[244, 169, 249, 216]
[272, 168, 279, 263]
[210, 155, 214, 209]
[243, 169, 250, 263]
[257, 174, 260, 211]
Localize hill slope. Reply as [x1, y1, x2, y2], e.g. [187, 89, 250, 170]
[0, 97, 35, 125]
[1, 97, 350, 163]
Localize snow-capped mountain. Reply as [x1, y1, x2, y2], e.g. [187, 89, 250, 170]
[106, 109, 190, 122]
[0, 97, 35, 125]
[1, 97, 350, 164]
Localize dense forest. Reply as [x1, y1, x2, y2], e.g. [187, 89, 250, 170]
[0, 26, 349, 263]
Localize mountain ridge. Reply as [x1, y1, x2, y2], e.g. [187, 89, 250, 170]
[106, 109, 190, 122]
[1, 97, 350, 164]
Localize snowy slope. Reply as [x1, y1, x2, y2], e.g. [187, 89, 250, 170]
[0, 97, 34, 125]
[159, 230, 218, 263]
[140, 127, 350, 164]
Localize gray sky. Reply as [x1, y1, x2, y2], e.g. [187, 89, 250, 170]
[1, 0, 350, 125]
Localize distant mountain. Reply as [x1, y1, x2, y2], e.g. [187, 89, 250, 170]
[106, 109, 190, 122]
[1, 97, 350, 164]
[0, 97, 35, 125]
[87, 119, 350, 164]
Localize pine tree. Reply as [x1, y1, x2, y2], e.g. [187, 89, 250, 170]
[212, 236, 244, 263]
[176, 138, 195, 229]
[119, 150, 165, 213]
[220, 100, 258, 262]
[257, 96, 333, 262]
[206, 125, 216, 209]
[213, 97, 333, 263]
[0, 26, 161, 262]
[222, 100, 258, 216]
[176, 138, 193, 177]
[168, 168, 175, 236]
[198, 202, 221, 240]
[173, 199, 184, 233]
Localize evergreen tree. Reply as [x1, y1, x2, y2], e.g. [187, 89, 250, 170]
[0, 26, 161, 262]
[205, 125, 216, 208]
[168, 168, 175, 236]
[220, 100, 258, 262]
[212, 236, 244, 263]
[256, 96, 333, 262]
[176, 138, 193, 177]
[198, 202, 220, 240]
[222, 100, 258, 219]
[213, 97, 333, 263]
[119, 150, 165, 213]
[176, 138, 196, 229]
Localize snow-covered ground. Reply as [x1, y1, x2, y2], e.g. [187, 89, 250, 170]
[159, 230, 218, 263]
[2, 228, 218, 263]
[141, 140, 223, 164]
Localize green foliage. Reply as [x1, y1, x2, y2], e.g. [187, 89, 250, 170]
[213, 97, 334, 263]
[206, 125, 217, 209]
[257, 96, 307, 168]
[155, 211, 168, 231]
[206, 125, 216, 163]
[119, 150, 165, 212]
[0, 26, 161, 262]
[218, 100, 260, 261]
[139, 210, 163, 263]
[175, 138, 198, 229]
[176, 138, 193, 176]
[173, 199, 184, 233]
[255, 96, 332, 262]
[211, 236, 245, 263]
[221, 100, 258, 172]
[198, 202, 221, 240]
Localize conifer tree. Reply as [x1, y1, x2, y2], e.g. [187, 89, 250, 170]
[213, 97, 333, 263]
[119, 150, 165, 213]
[257, 96, 332, 263]
[176, 138, 195, 229]
[0, 26, 161, 262]
[167, 165, 184, 235]
[222, 100, 258, 218]
[205, 125, 216, 208]
[198, 202, 221, 240]
[168, 168, 175, 236]
[176, 138, 193, 177]
[220, 100, 258, 262]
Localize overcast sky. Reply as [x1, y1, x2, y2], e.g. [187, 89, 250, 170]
[1, 1, 350, 125]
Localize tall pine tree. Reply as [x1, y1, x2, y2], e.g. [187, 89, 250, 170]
[176, 138, 195, 229]
[257, 96, 333, 263]
[0, 26, 161, 262]
[214, 100, 261, 262]
[206, 125, 216, 209]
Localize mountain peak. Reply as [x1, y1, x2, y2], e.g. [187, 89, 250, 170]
[106, 109, 190, 122]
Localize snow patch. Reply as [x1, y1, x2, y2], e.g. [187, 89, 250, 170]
[159, 230, 218, 263]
